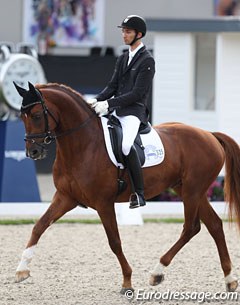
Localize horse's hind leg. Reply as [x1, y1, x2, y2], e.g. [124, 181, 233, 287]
[150, 193, 201, 286]
[199, 198, 238, 292]
[15, 191, 77, 283]
[97, 204, 133, 294]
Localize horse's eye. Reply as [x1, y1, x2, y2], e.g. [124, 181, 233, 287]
[31, 112, 42, 121]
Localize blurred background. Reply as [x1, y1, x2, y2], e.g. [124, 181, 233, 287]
[0, 0, 239, 203]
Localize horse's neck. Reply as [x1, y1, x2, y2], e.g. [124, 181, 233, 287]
[55, 104, 101, 161]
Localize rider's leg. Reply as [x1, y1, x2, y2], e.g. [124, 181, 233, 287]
[125, 145, 146, 208]
[116, 114, 145, 209]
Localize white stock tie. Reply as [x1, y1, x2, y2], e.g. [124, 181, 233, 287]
[128, 53, 133, 66]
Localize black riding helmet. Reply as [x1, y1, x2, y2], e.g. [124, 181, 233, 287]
[118, 15, 147, 45]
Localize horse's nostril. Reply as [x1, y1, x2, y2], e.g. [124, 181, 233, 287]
[32, 149, 39, 156]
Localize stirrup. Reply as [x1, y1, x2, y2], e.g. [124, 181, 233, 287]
[129, 192, 146, 209]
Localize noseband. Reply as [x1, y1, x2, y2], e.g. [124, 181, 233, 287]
[22, 89, 95, 146]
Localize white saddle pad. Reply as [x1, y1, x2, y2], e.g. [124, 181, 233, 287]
[101, 116, 165, 169]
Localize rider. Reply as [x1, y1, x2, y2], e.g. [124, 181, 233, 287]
[87, 15, 155, 209]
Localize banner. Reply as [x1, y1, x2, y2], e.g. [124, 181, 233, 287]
[23, 0, 105, 48]
[0, 120, 40, 202]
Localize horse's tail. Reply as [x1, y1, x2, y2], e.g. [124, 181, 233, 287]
[212, 132, 240, 230]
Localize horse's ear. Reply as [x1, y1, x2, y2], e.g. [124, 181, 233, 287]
[28, 82, 36, 92]
[28, 81, 43, 100]
[13, 81, 27, 98]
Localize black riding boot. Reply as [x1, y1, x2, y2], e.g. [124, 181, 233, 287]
[125, 146, 146, 209]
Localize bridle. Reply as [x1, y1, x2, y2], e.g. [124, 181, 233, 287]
[22, 89, 95, 146]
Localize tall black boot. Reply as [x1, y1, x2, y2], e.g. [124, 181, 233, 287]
[125, 146, 146, 209]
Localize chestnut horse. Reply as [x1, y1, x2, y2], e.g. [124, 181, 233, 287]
[14, 82, 240, 293]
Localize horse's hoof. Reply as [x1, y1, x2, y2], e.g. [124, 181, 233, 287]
[149, 274, 164, 286]
[15, 270, 30, 283]
[120, 287, 134, 299]
[226, 280, 238, 292]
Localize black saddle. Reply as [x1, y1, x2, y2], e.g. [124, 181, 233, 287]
[106, 114, 151, 167]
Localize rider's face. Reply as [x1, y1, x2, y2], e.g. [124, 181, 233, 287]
[121, 28, 136, 45]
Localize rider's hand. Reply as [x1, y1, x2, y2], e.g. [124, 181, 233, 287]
[93, 101, 109, 116]
[86, 98, 97, 106]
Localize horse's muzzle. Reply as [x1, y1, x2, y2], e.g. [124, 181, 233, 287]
[26, 143, 47, 160]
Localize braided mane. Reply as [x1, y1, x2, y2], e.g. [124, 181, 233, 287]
[35, 83, 89, 107]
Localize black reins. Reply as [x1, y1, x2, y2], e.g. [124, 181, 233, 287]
[22, 89, 95, 145]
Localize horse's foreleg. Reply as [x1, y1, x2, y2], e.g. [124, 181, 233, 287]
[97, 205, 133, 294]
[15, 192, 77, 283]
[199, 199, 238, 292]
[150, 194, 201, 286]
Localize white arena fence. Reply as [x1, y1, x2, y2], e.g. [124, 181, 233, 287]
[0, 201, 228, 226]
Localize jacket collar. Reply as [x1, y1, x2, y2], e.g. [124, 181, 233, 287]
[123, 45, 146, 73]
[128, 42, 144, 59]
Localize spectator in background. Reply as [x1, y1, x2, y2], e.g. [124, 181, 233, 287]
[216, 0, 240, 15]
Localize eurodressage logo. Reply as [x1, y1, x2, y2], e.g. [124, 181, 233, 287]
[5, 150, 26, 162]
[144, 145, 164, 161]
[124, 289, 239, 302]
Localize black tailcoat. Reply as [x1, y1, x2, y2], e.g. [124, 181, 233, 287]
[96, 46, 155, 123]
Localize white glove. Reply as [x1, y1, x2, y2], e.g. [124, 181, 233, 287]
[86, 98, 97, 106]
[93, 101, 109, 116]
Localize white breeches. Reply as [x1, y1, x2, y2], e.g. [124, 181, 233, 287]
[113, 112, 140, 156]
